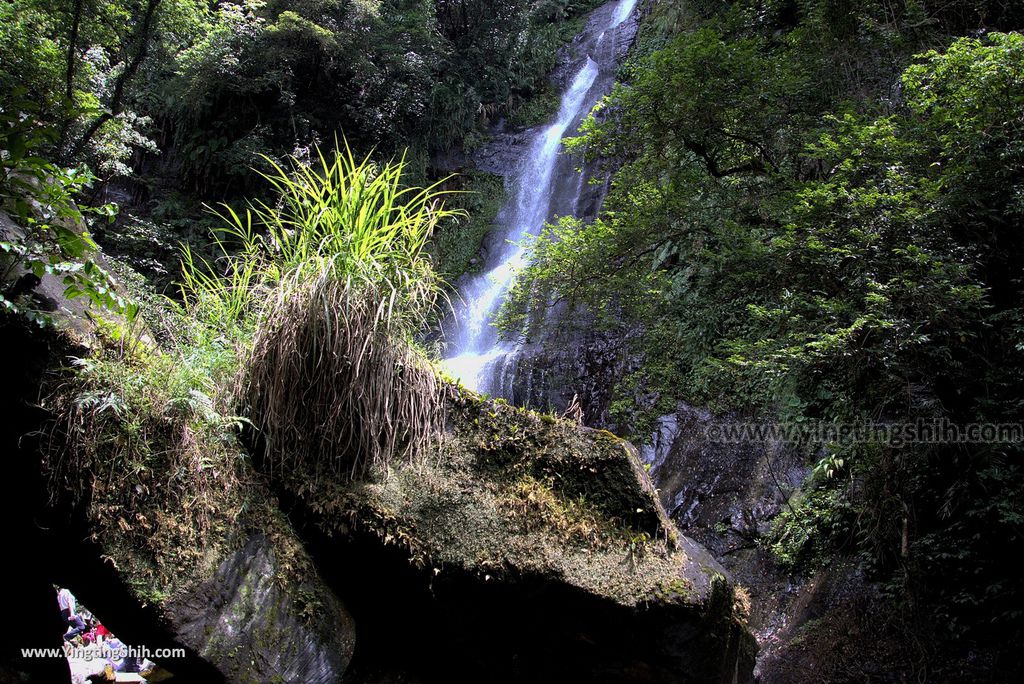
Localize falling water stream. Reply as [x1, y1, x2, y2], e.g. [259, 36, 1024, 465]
[442, 0, 639, 395]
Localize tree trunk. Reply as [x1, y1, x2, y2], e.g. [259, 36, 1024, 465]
[66, 0, 162, 163]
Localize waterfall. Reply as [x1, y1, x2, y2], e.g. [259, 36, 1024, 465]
[442, 0, 639, 396]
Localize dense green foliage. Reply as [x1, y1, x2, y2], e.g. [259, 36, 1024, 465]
[1, 0, 601, 191]
[0, 104, 134, 324]
[176, 142, 456, 347]
[5, 0, 1024, 678]
[2, 0, 587, 482]
[1, 0, 597, 300]
[430, 170, 506, 281]
[506, 0, 1024, 674]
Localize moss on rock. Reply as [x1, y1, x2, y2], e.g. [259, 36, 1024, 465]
[274, 384, 745, 616]
[265, 384, 757, 681]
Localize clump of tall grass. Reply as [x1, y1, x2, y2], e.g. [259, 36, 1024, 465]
[181, 142, 462, 479]
[255, 145, 441, 311]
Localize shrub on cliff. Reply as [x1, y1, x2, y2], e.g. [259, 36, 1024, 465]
[46, 142, 462, 556]
[175, 143, 461, 478]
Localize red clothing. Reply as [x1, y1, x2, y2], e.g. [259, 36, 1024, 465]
[95, 624, 111, 638]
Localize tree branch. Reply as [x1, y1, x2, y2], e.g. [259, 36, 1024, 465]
[66, 0, 162, 163]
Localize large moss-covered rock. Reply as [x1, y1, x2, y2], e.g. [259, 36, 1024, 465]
[51, 382, 358, 684]
[272, 389, 757, 683]
[0, 245, 356, 683]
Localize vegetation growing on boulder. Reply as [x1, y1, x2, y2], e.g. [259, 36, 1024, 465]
[39, 139, 462, 606]
[266, 382, 748, 615]
[228, 146, 460, 478]
[40, 298, 317, 612]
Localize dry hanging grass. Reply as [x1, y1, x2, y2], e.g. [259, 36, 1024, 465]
[241, 271, 445, 481]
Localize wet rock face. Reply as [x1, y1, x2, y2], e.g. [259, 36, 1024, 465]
[643, 404, 807, 552]
[753, 559, 896, 684]
[486, 321, 638, 424]
[472, 127, 534, 177]
[637, 405, 806, 642]
[471, 0, 639, 181]
[166, 534, 355, 684]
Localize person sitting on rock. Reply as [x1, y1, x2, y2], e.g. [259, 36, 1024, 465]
[81, 618, 98, 645]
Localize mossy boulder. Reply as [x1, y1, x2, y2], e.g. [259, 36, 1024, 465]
[271, 387, 757, 682]
[0, 262, 356, 684]
[46, 363, 358, 684]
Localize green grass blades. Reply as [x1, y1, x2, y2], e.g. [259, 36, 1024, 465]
[176, 140, 462, 480]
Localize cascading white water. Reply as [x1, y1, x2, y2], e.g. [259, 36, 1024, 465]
[442, 0, 639, 394]
[612, 0, 639, 26]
